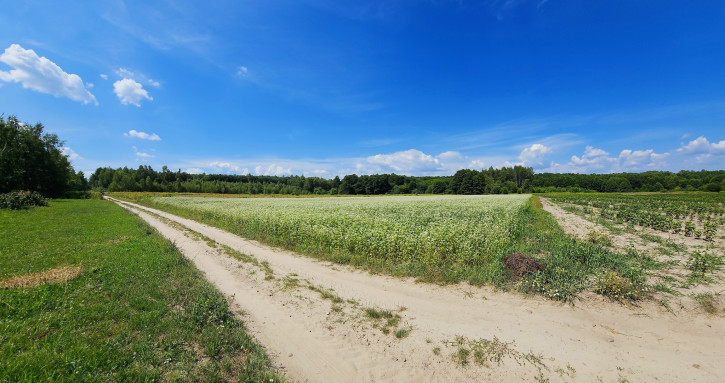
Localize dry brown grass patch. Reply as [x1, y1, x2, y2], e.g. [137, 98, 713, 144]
[0, 266, 82, 289]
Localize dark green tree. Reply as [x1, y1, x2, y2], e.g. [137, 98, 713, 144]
[0, 115, 81, 197]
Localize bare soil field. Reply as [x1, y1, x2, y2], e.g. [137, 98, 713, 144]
[110, 197, 725, 382]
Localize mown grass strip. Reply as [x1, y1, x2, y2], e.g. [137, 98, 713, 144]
[0, 199, 285, 382]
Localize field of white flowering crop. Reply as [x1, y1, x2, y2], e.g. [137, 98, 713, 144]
[149, 195, 531, 274]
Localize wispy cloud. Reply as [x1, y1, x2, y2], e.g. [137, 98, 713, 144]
[0, 44, 97, 105]
[114, 67, 160, 88]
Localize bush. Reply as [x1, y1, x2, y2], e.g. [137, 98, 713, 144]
[0, 191, 48, 210]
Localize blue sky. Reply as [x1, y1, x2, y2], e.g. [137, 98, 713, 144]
[1, 0, 724, 178]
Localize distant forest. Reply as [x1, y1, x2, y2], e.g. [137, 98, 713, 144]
[89, 166, 725, 195]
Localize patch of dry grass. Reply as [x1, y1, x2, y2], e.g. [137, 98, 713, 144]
[0, 266, 82, 289]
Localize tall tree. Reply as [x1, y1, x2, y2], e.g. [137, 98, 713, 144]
[0, 115, 79, 197]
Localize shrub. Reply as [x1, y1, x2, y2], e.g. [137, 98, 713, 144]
[0, 191, 48, 210]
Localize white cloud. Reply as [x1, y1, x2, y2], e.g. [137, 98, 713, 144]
[254, 164, 292, 176]
[547, 145, 669, 173]
[61, 146, 81, 161]
[135, 151, 154, 158]
[468, 159, 486, 169]
[114, 78, 152, 106]
[583, 146, 609, 158]
[125, 129, 161, 141]
[237, 66, 248, 77]
[209, 161, 242, 173]
[677, 136, 725, 154]
[366, 149, 442, 174]
[100, 73, 108, 80]
[0, 44, 97, 105]
[114, 67, 159, 87]
[438, 151, 462, 160]
[518, 143, 552, 166]
[184, 168, 204, 174]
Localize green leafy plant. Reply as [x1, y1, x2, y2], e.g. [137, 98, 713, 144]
[687, 251, 723, 274]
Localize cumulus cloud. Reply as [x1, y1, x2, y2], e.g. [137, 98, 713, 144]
[125, 129, 161, 141]
[114, 78, 152, 106]
[209, 161, 243, 173]
[255, 164, 292, 176]
[548, 145, 669, 173]
[0, 44, 97, 105]
[518, 143, 552, 166]
[676, 136, 725, 154]
[135, 151, 153, 158]
[237, 66, 249, 77]
[184, 168, 204, 174]
[366, 149, 443, 174]
[61, 146, 80, 161]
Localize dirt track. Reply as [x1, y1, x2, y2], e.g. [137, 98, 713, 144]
[110, 197, 725, 382]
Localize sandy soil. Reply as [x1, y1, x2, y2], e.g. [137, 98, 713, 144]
[110, 197, 725, 382]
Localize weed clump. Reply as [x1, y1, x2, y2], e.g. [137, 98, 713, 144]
[595, 271, 643, 302]
[585, 228, 612, 246]
[693, 293, 720, 314]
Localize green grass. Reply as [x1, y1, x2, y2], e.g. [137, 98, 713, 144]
[0, 199, 284, 382]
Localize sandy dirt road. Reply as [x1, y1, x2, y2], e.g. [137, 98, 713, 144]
[109, 197, 725, 382]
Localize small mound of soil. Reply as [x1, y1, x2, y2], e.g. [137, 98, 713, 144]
[503, 253, 544, 281]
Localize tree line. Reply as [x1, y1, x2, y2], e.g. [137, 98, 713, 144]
[0, 115, 86, 197]
[3, 114, 723, 198]
[88, 165, 725, 195]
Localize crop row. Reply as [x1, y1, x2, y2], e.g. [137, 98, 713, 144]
[546, 193, 724, 240]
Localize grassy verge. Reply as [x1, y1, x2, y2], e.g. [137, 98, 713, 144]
[0, 199, 284, 382]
